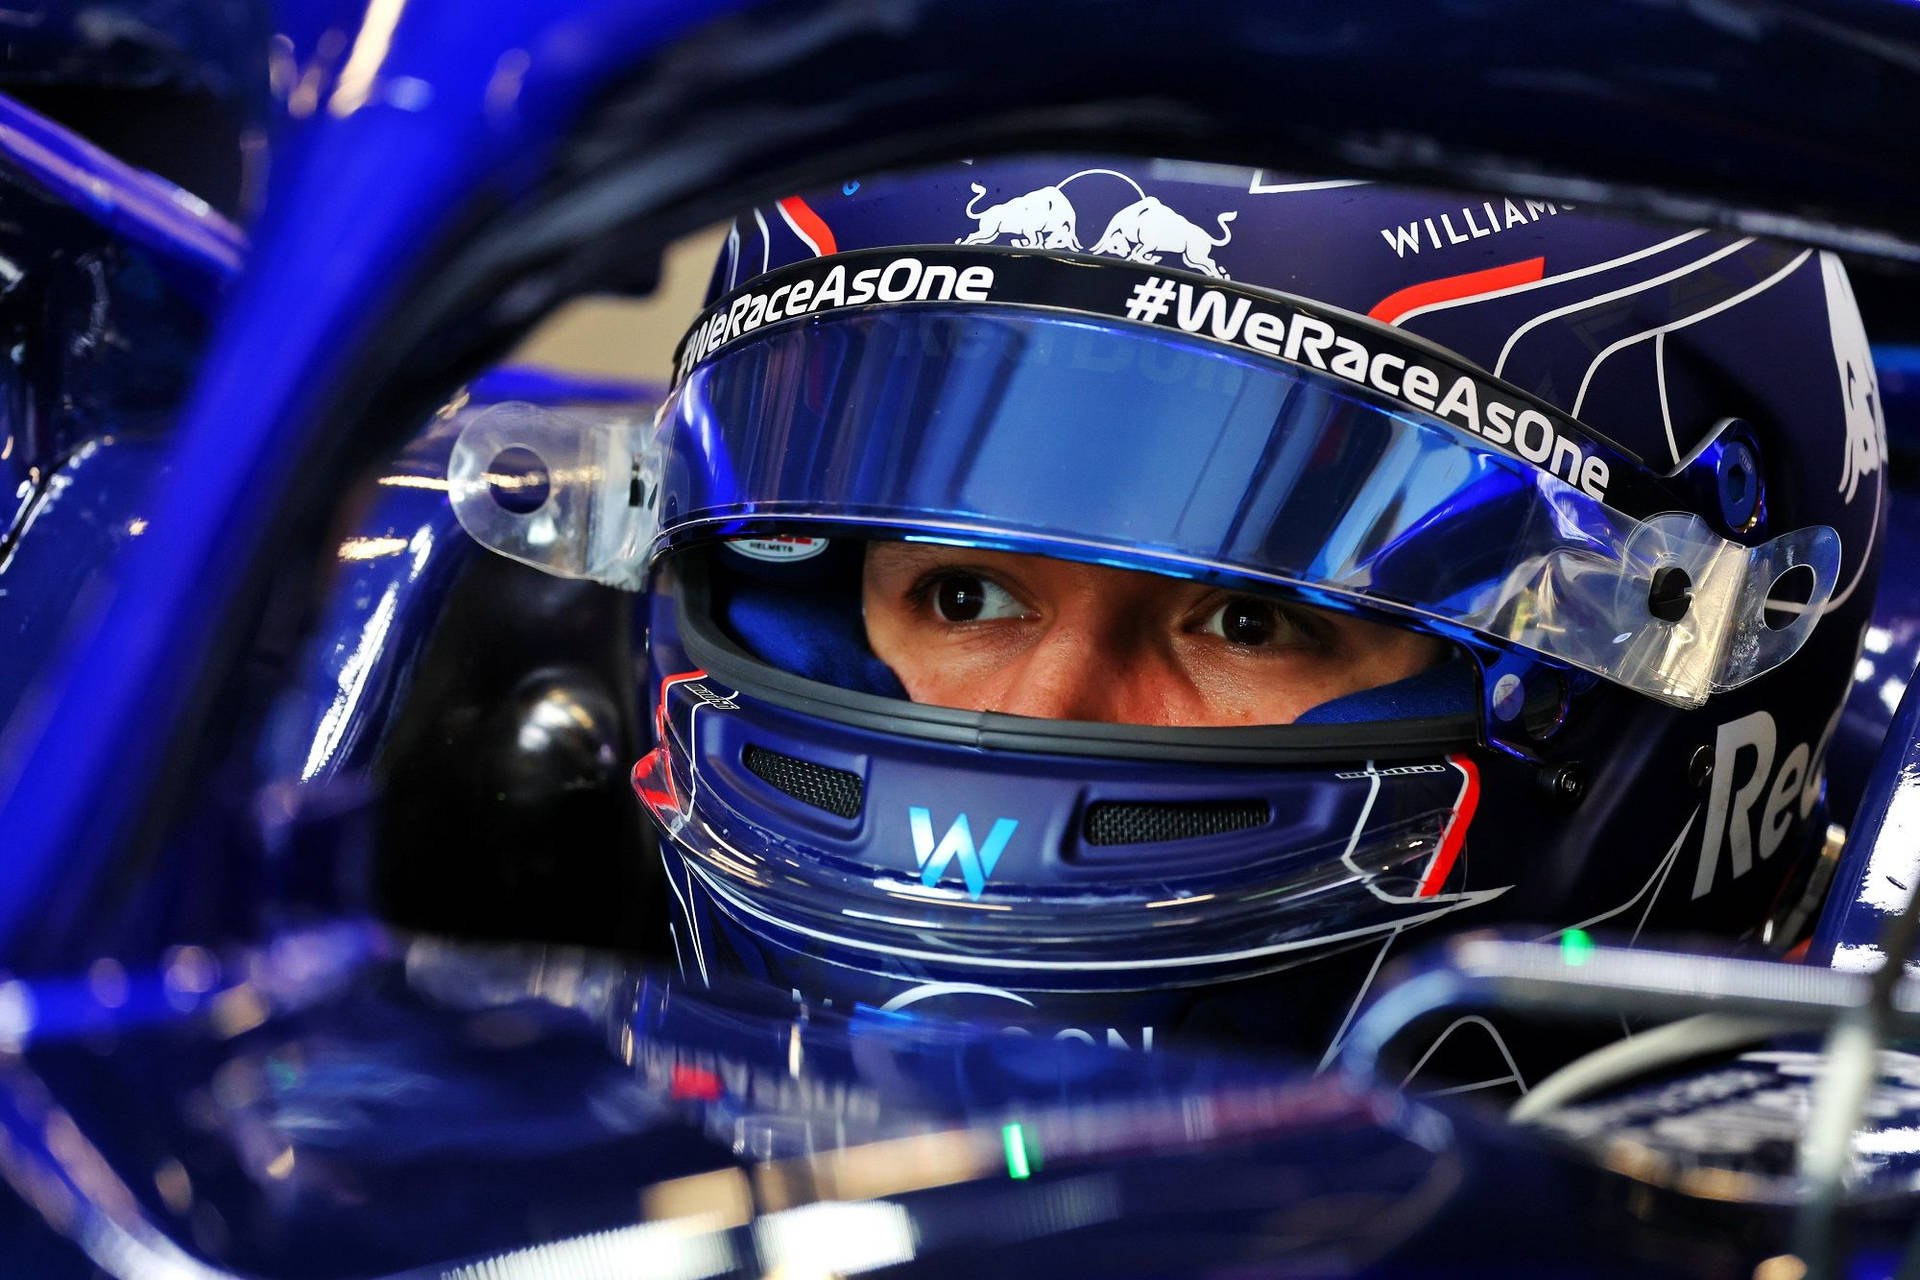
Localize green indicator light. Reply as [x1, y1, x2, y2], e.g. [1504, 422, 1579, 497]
[1003, 1122, 1031, 1179]
[1562, 928, 1594, 966]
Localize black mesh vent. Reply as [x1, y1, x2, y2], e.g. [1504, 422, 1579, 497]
[1083, 800, 1269, 846]
[743, 745, 863, 818]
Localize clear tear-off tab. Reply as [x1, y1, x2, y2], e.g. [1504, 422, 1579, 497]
[447, 400, 661, 590]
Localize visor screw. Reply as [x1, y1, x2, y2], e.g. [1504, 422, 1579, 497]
[1538, 763, 1587, 805]
[1647, 567, 1693, 623]
[1688, 745, 1714, 789]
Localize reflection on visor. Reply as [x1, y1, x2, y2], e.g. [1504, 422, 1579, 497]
[451, 308, 1839, 708]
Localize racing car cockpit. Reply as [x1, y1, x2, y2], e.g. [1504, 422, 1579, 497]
[0, 3, 1919, 1277]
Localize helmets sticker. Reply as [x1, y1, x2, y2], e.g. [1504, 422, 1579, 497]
[1087, 196, 1236, 279]
[959, 179, 1084, 249]
[728, 535, 831, 562]
[959, 168, 1238, 278]
[1378, 198, 1570, 259]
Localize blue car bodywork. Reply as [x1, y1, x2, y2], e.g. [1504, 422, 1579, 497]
[2, 1, 1920, 1275]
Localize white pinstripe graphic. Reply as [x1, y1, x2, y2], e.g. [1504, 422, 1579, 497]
[1315, 925, 1401, 1074]
[1493, 237, 1754, 378]
[725, 220, 741, 291]
[1537, 806, 1698, 941]
[1656, 330, 1677, 462]
[1343, 760, 1492, 907]
[681, 684, 737, 821]
[1570, 248, 1813, 418]
[1391, 228, 1707, 328]
[1630, 821, 1687, 948]
[653, 675, 736, 986]
[659, 848, 709, 984]
[1248, 172, 1369, 194]
[777, 201, 826, 256]
[752, 208, 770, 275]
[1341, 763, 1390, 901]
[684, 853, 1486, 972]
[1401, 1015, 1528, 1095]
[1823, 469, 1881, 615]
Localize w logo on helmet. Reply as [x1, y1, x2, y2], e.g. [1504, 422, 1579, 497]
[909, 807, 1019, 900]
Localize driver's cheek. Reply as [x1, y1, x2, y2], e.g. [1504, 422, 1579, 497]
[1177, 651, 1333, 726]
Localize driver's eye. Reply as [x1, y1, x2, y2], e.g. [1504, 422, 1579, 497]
[1200, 596, 1307, 649]
[931, 572, 1027, 623]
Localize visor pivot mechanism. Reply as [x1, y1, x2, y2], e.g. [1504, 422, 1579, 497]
[446, 400, 662, 591]
[1647, 566, 1694, 623]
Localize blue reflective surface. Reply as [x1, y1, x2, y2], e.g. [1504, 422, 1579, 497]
[662, 303, 1836, 710]
[0, 931, 1777, 1277]
[11, 0, 1920, 973]
[0, 94, 243, 304]
[667, 306, 1538, 590]
[0, 0, 1918, 1276]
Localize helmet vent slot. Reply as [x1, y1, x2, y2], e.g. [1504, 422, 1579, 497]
[743, 745, 863, 818]
[1083, 800, 1269, 846]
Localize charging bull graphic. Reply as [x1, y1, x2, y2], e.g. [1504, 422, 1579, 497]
[958, 169, 1239, 279]
[959, 181, 1083, 249]
[1088, 196, 1238, 279]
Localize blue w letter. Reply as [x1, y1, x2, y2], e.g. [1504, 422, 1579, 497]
[909, 807, 1018, 900]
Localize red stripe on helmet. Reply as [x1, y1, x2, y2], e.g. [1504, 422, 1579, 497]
[632, 747, 679, 815]
[776, 196, 837, 257]
[1417, 754, 1481, 898]
[1368, 257, 1546, 325]
[655, 668, 706, 743]
[643, 670, 708, 816]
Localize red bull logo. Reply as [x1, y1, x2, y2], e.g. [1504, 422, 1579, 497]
[958, 168, 1239, 279]
[1088, 196, 1236, 279]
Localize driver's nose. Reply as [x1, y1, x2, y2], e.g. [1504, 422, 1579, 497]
[990, 615, 1196, 725]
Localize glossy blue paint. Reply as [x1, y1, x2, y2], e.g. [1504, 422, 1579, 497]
[1812, 338, 1920, 964]
[262, 413, 471, 792]
[0, 93, 244, 305]
[1825, 349, 1920, 830]
[466, 364, 661, 405]
[0, 2, 1918, 1274]
[1811, 629, 1920, 968]
[264, 369, 659, 791]
[0, 0, 754, 968]
[252, 369, 658, 928]
[0, 93, 243, 744]
[0, 440, 171, 731]
[1827, 488, 1920, 829]
[1, 0, 1916, 973]
[2, 929, 1915, 1278]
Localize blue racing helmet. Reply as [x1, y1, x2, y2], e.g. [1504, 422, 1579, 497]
[451, 156, 1885, 1067]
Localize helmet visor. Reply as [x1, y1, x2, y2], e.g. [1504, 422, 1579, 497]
[455, 301, 1838, 708]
